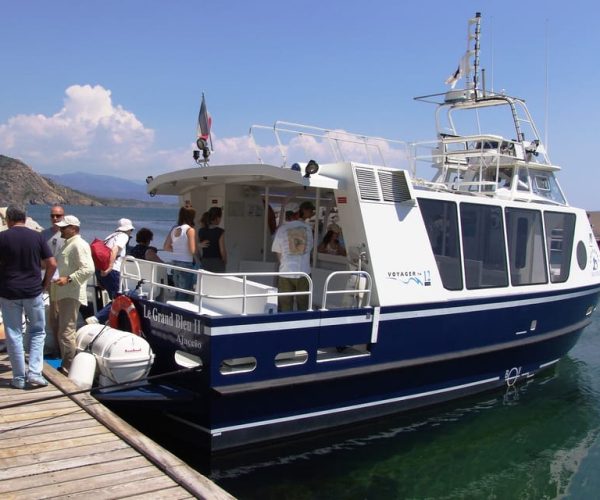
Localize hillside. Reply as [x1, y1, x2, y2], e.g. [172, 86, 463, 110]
[0, 155, 174, 207]
[0, 155, 101, 206]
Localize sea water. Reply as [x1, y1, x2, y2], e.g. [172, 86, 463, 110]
[26, 205, 178, 249]
[28, 205, 600, 498]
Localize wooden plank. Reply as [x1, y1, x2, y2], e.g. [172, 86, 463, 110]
[0, 431, 119, 459]
[0, 406, 81, 424]
[7, 465, 163, 499]
[0, 455, 151, 493]
[0, 411, 91, 434]
[0, 439, 132, 475]
[0, 446, 139, 482]
[0, 398, 78, 416]
[59, 475, 186, 500]
[123, 487, 195, 500]
[0, 420, 106, 446]
[0, 423, 109, 449]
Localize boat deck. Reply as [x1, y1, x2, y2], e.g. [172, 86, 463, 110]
[0, 353, 232, 499]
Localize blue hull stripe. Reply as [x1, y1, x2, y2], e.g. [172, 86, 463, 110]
[209, 376, 500, 436]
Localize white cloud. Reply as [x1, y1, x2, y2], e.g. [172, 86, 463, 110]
[0, 85, 409, 182]
[0, 84, 155, 176]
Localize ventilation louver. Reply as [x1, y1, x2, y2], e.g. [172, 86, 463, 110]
[355, 168, 380, 201]
[379, 170, 412, 202]
[355, 166, 413, 202]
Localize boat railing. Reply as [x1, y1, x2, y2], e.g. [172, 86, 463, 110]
[321, 270, 372, 311]
[120, 257, 374, 315]
[410, 133, 560, 195]
[249, 120, 409, 168]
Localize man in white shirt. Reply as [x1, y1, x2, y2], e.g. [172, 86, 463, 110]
[51, 216, 94, 372]
[272, 201, 315, 312]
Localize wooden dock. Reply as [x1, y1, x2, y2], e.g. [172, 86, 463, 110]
[0, 353, 234, 499]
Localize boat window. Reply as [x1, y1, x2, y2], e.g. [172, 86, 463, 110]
[532, 172, 566, 204]
[419, 198, 463, 290]
[516, 167, 530, 192]
[275, 350, 309, 367]
[460, 203, 508, 289]
[505, 208, 547, 285]
[219, 357, 257, 375]
[544, 212, 576, 283]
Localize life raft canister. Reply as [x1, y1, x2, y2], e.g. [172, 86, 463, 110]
[109, 295, 143, 336]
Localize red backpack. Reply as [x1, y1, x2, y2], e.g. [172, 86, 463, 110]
[90, 238, 111, 271]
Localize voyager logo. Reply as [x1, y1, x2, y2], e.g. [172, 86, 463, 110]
[386, 270, 432, 286]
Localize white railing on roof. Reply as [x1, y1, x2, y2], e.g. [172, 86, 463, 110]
[249, 121, 409, 168]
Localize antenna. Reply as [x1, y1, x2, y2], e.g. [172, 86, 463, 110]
[544, 18, 550, 152]
[472, 12, 481, 99]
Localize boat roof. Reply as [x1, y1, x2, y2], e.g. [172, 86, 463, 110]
[147, 163, 339, 196]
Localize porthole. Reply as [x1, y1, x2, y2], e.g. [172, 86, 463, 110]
[275, 350, 308, 367]
[576, 241, 587, 270]
[219, 356, 257, 374]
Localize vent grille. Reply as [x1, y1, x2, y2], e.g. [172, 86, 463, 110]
[379, 170, 412, 202]
[355, 168, 380, 201]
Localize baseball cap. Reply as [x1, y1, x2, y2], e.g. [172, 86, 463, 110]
[55, 215, 81, 227]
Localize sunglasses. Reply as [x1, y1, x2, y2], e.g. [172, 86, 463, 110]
[50, 214, 64, 218]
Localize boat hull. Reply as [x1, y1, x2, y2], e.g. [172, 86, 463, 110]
[95, 284, 600, 452]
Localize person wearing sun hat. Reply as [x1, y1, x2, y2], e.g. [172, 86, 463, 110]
[51, 215, 94, 372]
[87, 218, 135, 324]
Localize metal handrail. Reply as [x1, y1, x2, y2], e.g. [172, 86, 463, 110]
[120, 257, 315, 314]
[321, 270, 372, 311]
[120, 257, 375, 315]
[249, 121, 408, 168]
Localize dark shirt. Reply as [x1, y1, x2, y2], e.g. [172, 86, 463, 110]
[129, 243, 157, 260]
[198, 226, 224, 259]
[0, 226, 53, 299]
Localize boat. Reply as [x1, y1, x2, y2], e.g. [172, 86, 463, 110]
[91, 13, 600, 452]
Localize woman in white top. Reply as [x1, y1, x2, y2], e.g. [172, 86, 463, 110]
[164, 207, 197, 300]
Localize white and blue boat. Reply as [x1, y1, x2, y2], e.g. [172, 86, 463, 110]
[93, 13, 600, 452]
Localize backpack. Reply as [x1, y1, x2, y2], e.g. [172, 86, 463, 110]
[90, 238, 112, 271]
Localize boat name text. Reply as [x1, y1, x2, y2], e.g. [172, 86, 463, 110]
[142, 304, 202, 334]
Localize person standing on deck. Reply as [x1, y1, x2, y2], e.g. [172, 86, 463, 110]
[197, 207, 227, 273]
[272, 201, 315, 312]
[41, 204, 64, 356]
[0, 206, 56, 389]
[87, 218, 134, 324]
[51, 216, 94, 373]
[164, 207, 197, 300]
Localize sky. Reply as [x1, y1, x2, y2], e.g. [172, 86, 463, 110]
[1, 0, 599, 210]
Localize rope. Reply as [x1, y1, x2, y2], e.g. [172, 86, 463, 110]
[0, 365, 202, 411]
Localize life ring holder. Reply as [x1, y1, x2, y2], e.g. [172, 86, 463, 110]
[109, 295, 143, 336]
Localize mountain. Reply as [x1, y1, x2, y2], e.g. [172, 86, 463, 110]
[0, 155, 175, 207]
[0, 155, 101, 206]
[44, 171, 166, 202]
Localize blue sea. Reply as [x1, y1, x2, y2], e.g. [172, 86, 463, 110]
[28, 205, 600, 499]
[27, 204, 178, 249]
